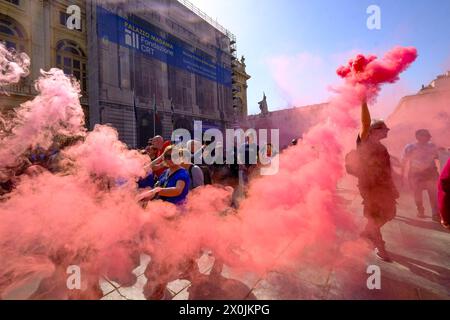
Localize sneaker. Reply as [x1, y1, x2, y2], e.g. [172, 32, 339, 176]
[432, 215, 441, 223]
[375, 248, 393, 263]
[442, 222, 450, 230]
[360, 231, 376, 248]
[417, 212, 426, 219]
[144, 283, 166, 300]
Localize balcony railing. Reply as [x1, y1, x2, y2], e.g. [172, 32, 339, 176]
[1, 82, 34, 96]
[1, 82, 89, 105]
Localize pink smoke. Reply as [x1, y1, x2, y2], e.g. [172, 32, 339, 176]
[0, 68, 86, 171]
[0, 44, 418, 299]
[211, 46, 419, 274]
[0, 45, 30, 87]
[336, 46, 418, 101]
[148, 47, 419, 281]
[0, 171, 150, 298]
[65, 125, 148, 181]
[0, 42, 152, 298]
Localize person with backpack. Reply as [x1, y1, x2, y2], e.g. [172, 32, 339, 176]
[178, 148, 204, 190]
[355, 100, 399, 262]
[186, 139, 212, 185]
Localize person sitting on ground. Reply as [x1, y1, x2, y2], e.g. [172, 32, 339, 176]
[401, 129, 440, 221]
[136, 146, 190, 205]
[357, 100, 399, 262]
[438, 158, 450, 230]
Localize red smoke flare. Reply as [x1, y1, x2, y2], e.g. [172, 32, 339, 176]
[336, 46, 418, 101]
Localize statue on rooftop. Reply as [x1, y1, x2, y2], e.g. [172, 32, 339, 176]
[258, 92, 269, 115]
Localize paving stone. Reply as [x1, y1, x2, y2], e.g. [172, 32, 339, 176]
[168, 280, 191, 300]
[197, 252, 215, 275]
[101, 289, 127, 300]
[99, 278, 118, 296]
[132, 254, 151, 277]
[252, 272, 326, 300]
[2, 274, 48, 300]
[96, 189, 450, 300]
[116, 274, 148, 300]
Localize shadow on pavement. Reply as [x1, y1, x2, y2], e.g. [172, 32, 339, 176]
[395, 215, 448, 233]
[188, 273, 257, 300]
[389, 252, 450, 290]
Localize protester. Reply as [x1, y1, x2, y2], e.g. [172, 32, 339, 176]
[136, 146, 190, 205]
[137, 149, 155, 189]
[256, 143, 277, 176]
[148, 136, 170, 155]
[227, 139, 240, 181]
[238, 136, 259, 185]
[148, 135, 171, 178]
[138, 146, 193, 300]
[186, 139, 203, 165]
[186, 139, 212, 185]
[179, 148, 204, 190]
[145, 144, 159, 161]
[136, 144, 161, 190]
[402, 129, 440, 221]
[259, 143, 275, 161]
[438, 158, 450, 230]
[357, 101, 399, 262]
[290, 138, 298, 146]
[438, 147, 450, 173]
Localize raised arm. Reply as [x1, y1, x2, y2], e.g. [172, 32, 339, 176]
[360, 100, 371, 141]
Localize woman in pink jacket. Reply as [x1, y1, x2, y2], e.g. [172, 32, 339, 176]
[438, 159, 450, 230]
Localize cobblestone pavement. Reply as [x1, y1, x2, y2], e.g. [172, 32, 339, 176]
[2, 188, 448, 300]
[99, 190, 450, 300]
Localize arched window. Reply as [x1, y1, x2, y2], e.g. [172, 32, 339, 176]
[0, 14, 26, 52]
[56, 40, 87, 93]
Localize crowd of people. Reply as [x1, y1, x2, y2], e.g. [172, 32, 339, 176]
[1, 104, 449, 298]
[1, 112, 449, 240]
[131, 106, 450, 267]
[133, 135, 276, 208]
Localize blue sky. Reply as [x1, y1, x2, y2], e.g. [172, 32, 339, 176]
[189, 0, 450, 116]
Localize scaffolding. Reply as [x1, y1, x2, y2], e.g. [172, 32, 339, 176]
[177, 0, 237, 57]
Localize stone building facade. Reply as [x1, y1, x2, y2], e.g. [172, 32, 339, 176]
[246, 102, 330, 149]
[87, 0, 248, 147]
[386, 71, 450, 156]
[0, 0, 88, 116]
[1, 0, 250, 148]
[232, 56, 251, 122]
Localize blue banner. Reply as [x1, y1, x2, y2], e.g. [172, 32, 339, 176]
[96, 6, 232, 87]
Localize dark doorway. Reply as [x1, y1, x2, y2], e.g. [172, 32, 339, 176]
[136, 109, 162, 149]
[172, 117, 193, 144]
[173, 117, 193, 134]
